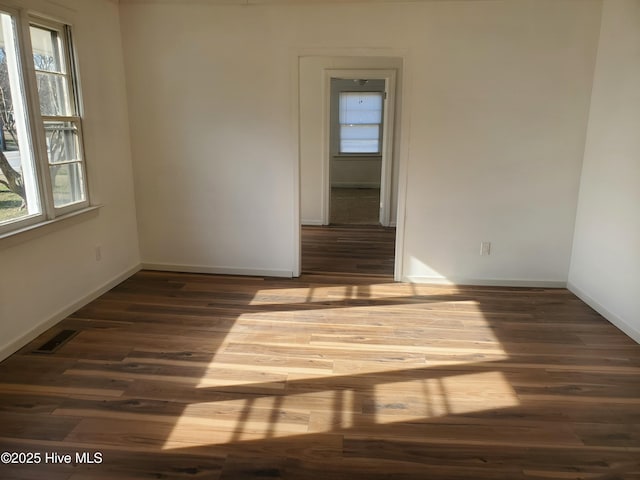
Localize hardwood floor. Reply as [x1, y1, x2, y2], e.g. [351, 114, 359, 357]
[1, 270, 639, 479]
[302, 225, 395, 276]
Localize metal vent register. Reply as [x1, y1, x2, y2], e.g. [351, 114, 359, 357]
[32, 329, 78, 354]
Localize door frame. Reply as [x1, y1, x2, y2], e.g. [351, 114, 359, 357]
[294, 53, 410, 281]
[323, 69, 397, 227]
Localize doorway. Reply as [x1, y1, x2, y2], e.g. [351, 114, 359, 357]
[298, 60, 402, 278]
[329, 77, 386, 226]
[323, 70, 397, 228]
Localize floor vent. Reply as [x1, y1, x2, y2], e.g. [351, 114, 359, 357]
[33, 329, 78, 354]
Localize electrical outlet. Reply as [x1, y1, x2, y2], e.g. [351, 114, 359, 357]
[95, 245, 102, 261]
[480, 241, 491, 256]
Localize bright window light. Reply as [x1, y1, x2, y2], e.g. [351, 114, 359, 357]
[339, 91, 383, 154]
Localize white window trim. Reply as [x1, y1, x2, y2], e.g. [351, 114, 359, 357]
[0, 7, 90, 238]
[30, 16, 89, 216]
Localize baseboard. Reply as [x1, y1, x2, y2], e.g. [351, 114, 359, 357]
[302, 221, 393, 227]
[567, 281, 640, 344]
[0, 263, 142, 362]
[142, 262, 293, 278]
[331, 183, 381, 189]
[404, 276, 567, 288]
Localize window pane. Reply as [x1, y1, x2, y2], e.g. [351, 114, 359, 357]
[0, 13, 41, 225]
[50, 162, 85, 207]
[340, 125, 380, 153]
[30, 26, 64, 74]
[35, 72, 71, 116]
[341, 139, 381, 153]
[339, 92, 383, 125]
[44, 121, 79, 163]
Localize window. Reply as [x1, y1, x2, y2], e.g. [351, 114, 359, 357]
[338, 91, 383, 154]
[0, 10, 86, 236]
[31, 21, 86, 209]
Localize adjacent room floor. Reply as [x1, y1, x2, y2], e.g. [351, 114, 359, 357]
[330, 187, 381, 225]
[1, 270, 639, 479]
[301, 224, 395, 276]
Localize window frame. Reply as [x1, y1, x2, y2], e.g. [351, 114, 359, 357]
[0, 6, 88, 237]
[29, 16, 89, 216]
[337, 90, 384, 156]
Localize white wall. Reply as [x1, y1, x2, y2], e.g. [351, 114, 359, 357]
[121, 0, 601, 284]
[568, 0, 640, 342]
[0, 0, 140, 360]
[399, 2, 601, 285]
[330, 158, 381, 189]
[122, 3, 299, 276]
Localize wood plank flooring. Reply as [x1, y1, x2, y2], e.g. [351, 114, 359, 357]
[302, 225, 395, 276]
[1, 270, 639, 479]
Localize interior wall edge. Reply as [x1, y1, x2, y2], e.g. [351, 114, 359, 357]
[142, 263, 294, 278]
[404, 276, 567, 289]
[0, 263, 142, 362]
[568, 281, 640, 345]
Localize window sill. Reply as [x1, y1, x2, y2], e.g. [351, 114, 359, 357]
[333, 154, 383, 159]
[0, 205, 102, 248]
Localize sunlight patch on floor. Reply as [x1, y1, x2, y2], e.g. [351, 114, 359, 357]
[163, 370, 518, 449]
[373, 371, 519, 423]
[160, 276, 517, 450]
[247, 283, 466, 306]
